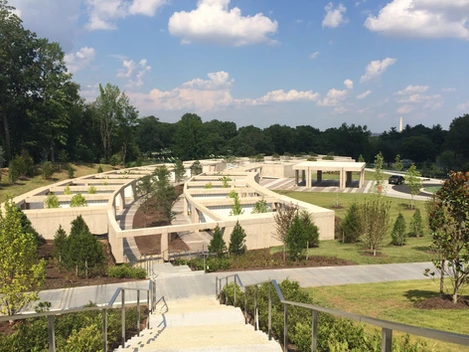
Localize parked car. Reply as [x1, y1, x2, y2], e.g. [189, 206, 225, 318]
[388, 175, 405, 185]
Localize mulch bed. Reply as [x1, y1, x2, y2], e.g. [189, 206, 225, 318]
[416, 295, 469, 310]
[38, 240, 144, 290]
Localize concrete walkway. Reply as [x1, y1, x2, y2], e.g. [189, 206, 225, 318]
[37, 262, 433, 310]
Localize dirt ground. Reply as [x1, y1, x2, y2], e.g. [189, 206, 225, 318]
[38, 240, 144, 290]
[416, 295, 469, 310]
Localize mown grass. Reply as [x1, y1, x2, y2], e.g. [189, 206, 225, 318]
[0, 163, 117, 203]
[306, 280, 469, 352]
[274, 191, 433, 264]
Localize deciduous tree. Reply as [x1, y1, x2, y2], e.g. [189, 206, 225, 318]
[373, 152, 385, 196]
[405, 164, 422, 209]
[360, 199, 391, 256]
[273, 203, 298, 262]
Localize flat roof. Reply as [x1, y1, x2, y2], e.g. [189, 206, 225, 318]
[293, 161, 366, 170]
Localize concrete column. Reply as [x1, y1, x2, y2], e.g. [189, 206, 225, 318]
[295, 170, 299, 185]
[161, 229, 169, 261]
[317, 170, 323, 183]
[302, 170, 306, 185]
[120, 189, 126, 209]
[360, 169, 365, 188]
[339, 169, 345, 190]
[346, 171, 352, 187]
[306, 168, 312, 188]
[192, 208, 200, 223]
[131, 182, 137, 201]
[183, 197, 188, 215]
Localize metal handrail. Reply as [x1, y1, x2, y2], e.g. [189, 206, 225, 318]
[0, 280, 158, 352]
[215, 274, 469, 352]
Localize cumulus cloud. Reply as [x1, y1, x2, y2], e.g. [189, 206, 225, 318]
[252, 90, 319, 104]
[457, 101, 469, 110]
[86, 0, 167, 30]
[357, 90, 372, 99]
[344, 79, 354, 89]
[317, 88, 349, 107]
[322, 3, 348, 28]
[9, 0, 82, 50]
[442, 87, 457, 93]
[394, 85, 429, 95]
[168, 0, 278, 46]
[309, 51, 320, 59]
[360, 58, 397, 83]
[64, 47, 96, 73]
[397, 104, 414, 114]
[364, 0, 469, 40]
[117, 58, 151, 88]
[182, 71, 234, 90]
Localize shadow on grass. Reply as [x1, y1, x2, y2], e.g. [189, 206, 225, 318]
[404, 289, 439, 304]
[412, 245, 432, 252]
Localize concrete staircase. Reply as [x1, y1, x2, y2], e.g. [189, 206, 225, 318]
[114, 297, 282, 352]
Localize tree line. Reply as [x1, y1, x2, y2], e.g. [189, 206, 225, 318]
[2, 1, 469, 175]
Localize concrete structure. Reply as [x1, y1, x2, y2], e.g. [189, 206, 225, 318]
[293, 161, 366, 190]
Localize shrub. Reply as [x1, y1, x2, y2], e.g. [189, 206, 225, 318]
[87, 185, 97, 194]
[391, 212, 407, 246]
[70, 193, 87, 207]
[252, 198, 270, 214]
[63, 185, 72, 195]
[340, 202, 362, 243]
[108, 264, 147, 279]
[65, 324, 102, 352]
[45, 193, 60, 208]
[410, 208, 424, 237]
[18, 208, 45, 246]
[286, 213, 310, 261]
[8, 156, 23, 183]
[272, 153, 280, 161]
[67, 164, 75, 178]
[53, 225, 67, 262]
[322, 155, 334, 160]
[109, 154, 120, 166]
[306, 157, 317, 161]
[97, 165, 103, 173]
[228, 190, 244, 216]
[229, 221, 247, 255]
[209, 225, 226, 257]
[41, 161, 54, 180]
[204, 182, 213, 189]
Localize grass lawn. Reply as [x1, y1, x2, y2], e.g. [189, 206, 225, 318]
[0, 163, 117, 203]
[424, 186, 441, 194]
[274, 191, 432, 264]
[305, 280, 469, 352]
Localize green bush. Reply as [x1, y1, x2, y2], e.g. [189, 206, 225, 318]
[108, 264, 147, 279]
[97, 165, 103, 173]
[70, 193, 87, 207]
[306, 157, 317, 161]
[109, 154, 120, 166]
[409, 208, 424, 237]
[65, 324, 102, 352]
[391, 213, 407, 246]
[41, 161, 54, 180]
[340, 202, 362, 243]
[322, 155, 334, 160]
[45, 193, 60, 208]
[88, 185, 97, 194]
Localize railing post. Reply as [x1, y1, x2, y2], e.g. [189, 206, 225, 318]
[137, 290, 141, 336]
[284, 304, 288, 352]
[225, 277, 228, 305]
[47, 315, 56, 352]
[312, 310, 318, 352]
[233, 276, 237, 306]
[103, 309, 108, 352]
[254, 285, 259, 331]
[147, 288, 151, 329]
[268, 283, 272, 340]
[121, 289, 126, 348]
[382, 328, 392, 352]
[244, 288, 248, 325]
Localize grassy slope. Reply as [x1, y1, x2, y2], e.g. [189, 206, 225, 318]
[276, 192, 432, 264]
[0, 163, 117, 203]
[306, 280, 469, 352]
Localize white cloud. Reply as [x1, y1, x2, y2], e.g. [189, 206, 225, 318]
[344, 79, 354, 89]
[168, 0, 278, 46]
[322, 3, 348, 28]
[128, 71, 318, 112]
[295, 19, 304, 24]
[442, 87, 457, 93]
[364, 0, 469, 40]
[357, 90, 372, 99]
[360, 58, 397, 83]
[309, 51, 320, 59]
[86, 0, 167, 31]
[394, 85, 429, 95]
[333, 106, 348, 114]
[117, 58, 151, 88]
[64, 47, 96, 73]
[397, 104, 414, 114]
[318, 88, 349, 107]
[457, 101, 469, 110]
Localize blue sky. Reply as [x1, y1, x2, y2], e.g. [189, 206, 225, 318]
[10, 0, 469, 132]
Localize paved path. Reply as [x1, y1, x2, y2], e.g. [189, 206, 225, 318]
[36, 262, 433, 311]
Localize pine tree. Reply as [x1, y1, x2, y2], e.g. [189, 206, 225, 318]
[53, 225, 67, 262]
[340, 202, 362, 243]
[229, 221, 247, 255]
[300, 210, 320, 248]
[285, 214, 309, 261]
[391, 213, 407, 246]
[209, 225, 226, 257]
[410, 208, 424, 237]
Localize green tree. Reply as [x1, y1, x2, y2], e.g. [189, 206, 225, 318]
[360, 199, 391, 256]
[300, 210, 320, 248]
[63, 185, 72, 195]
[67, 164, 75, 178]
[410, 208, 424, 237]
[209, 225, 226, 257]
[70, 193, 87, 207]
[174, 159, 186, 182]
[45, 193, 60, 208]
[173, 113, 207, 160]
[405, 163, 422, 209]
[229, 221, 247, 255]
[373, 152, 385, 196]
[190, 160, 202, 176]
[41, 161, 54, 180]
[153, 165, 178, 223]
[340, 202, 362, 243]
[286, 213, 310, 261]
[252, 198, 270, 214]
[53, 225, 67, 262]
[87, 185, 97, 194]
[391, 213, 407, 246]
[273, 203, 298, 262]
[219, 176, 231, 188]
[392, 154, 403, 171]
[97, 165, 103, 173]
[0, 199, 46, 315]
[357, 154, 365, 163]
[204, 182, 213, 189]
[228, 190, 244, 216]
